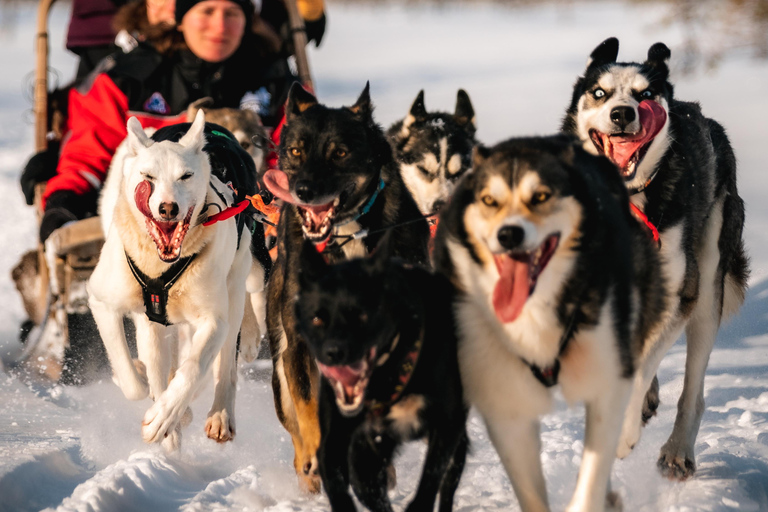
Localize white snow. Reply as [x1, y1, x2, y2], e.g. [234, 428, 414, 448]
[1, 1, 767, 511]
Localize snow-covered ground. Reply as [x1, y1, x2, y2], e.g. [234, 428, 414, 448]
[1, 1, 767, 511]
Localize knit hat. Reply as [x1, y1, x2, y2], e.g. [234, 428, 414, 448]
[175, 0, 257, 26]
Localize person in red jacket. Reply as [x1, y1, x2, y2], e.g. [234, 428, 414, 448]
[40, 0, 323, 242]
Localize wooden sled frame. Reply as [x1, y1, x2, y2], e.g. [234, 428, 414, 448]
[18, 0, 105, 380]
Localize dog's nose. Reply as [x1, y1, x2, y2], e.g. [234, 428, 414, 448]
[610, 106, 636, 129]
[295, 181, 315, 203]
[159, 202, 179, 220]
[323, 345, 346, 365]
[432, 200, 446, 213]
[497, 225, 525, 250]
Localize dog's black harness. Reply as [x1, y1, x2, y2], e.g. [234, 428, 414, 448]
[125, 252, 198, 325]
[366, 328, 424, 417]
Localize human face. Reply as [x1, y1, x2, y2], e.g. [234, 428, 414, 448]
[179, 0, 246, 63]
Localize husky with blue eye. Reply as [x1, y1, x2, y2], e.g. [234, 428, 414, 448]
[563, 37, 749, 480]
[434, 134, 667, 512]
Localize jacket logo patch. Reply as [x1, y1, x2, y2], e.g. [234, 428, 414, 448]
[144, 92, 170, 114]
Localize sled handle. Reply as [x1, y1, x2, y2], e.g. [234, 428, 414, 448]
[284, 0, 314, 91]
[35, 0, 58, 153]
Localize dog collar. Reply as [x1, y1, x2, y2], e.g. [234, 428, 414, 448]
[627, 166, 661, 196]
[521, 308, 577, 388]
[366, 327, 424, 417]
[335, 178, 386, 228]
[125, 251, 198, 325]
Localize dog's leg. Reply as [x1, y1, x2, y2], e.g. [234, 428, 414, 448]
[485, 416, 549, 512]
[90, 297, 148, 400]
[349, 429, 397, 512]
[407, 421, 468, 512]
[437, 428, 469, 512]
[567, 379, 631, 512]
[658, 203, 726, 481]
[132, 313, 170, 400]
[240, 260, 267, 362]
[617, 321, 685, 459]
[281, 336, 322, 493]
[317, 383, 356, 512]
[142, 313, 228, 445]
[205, 257, 249, 443]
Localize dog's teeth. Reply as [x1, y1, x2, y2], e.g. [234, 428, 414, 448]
[333, 197, 340, 207]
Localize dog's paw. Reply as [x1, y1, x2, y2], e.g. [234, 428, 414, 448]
[114, 359, 150, 401]
[161, 424, 182, 452]
[657, 444, 696, 481]
[141, 395, 188, 445]
[616, 414, 643, 459]
[642, 375, 660, 425]
[205, 409, 235, 443]
[239, 334, 264, 363]
[296, 455, 321, 494]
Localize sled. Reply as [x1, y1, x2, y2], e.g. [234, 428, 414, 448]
[13, 0, 107, 383]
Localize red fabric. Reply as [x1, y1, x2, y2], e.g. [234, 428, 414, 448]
[266, 106, 286, 171]
[202, 199, 251, 226]
[629, 202, 661, 246]
[43, 74, 186, 208]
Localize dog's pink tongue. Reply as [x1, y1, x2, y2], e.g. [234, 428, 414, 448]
[609, 100, 667, 169]
[263, 169, 295, 203]
[304, 202, 334, 226]
[318, 362, 365, 400]
[492, 254, 531, 323]
[134, 180, 153, 218]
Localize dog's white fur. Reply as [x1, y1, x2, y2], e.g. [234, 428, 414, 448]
[446, 176, 633, 511]
[89, 111, 251, 450]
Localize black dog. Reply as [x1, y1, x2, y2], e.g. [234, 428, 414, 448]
[264, 82, 430, 491]
[295, 237, 467, 512]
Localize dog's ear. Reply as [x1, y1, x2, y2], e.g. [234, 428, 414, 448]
[399, 90, 426, 137]
[179, 109, 206, 153]
[454, 89, 476, 134]
[299, 239, 328, 288]
[348, 81, 373, 120]
[186, 97, 214, 121]
[586, 37, 619, 69]
[644, 42, 671, 79]
[472, 144, 491, 169]
[286, 82, 318, 123]
[126, 117, 153, 156]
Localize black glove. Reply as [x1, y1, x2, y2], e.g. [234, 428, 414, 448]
[20, 143, 60, 206]
[39, 190, 96, 243]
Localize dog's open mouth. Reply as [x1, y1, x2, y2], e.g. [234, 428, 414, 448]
[492, 233, 560, 323]
[263, 169, 350, 244]
[317, 347, 377, 416]
[134, 181, 194, 263]
[589, 100, 667, 182]
[297, 200, 339, 243]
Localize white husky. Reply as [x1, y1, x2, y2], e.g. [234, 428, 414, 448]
[89, 111, 252, 451]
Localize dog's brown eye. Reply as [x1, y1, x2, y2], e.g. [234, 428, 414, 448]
[334, 148, 347, 159]
[481, 195, 498, 208]
[531, 191, 551, 205]
[359, 312, 368, 323]
[311, 316, 324, 327]
[290, 148, 302, 157]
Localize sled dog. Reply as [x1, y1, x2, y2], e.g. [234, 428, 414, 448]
[433, 135, 667, 511]
[387, 89, 476, 217]
[296, 237, 467, 512]
[186, 97, 271, 362]
[562, 37, 749, 479]
[88, 111, 258, 451]
[263, 82, 430, 491]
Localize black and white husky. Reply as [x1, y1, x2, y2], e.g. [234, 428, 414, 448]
[387, 90, 476, 216]
[563, 37, 749, 479]
[434, 135, 667, 512]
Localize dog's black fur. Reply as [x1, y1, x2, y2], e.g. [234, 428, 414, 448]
[562, 38, 749, 479]
[295, 237, 467, 512]
[266, 83, 430, 490]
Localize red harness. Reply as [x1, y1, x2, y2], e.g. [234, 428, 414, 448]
[629, 202, 661, 248]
